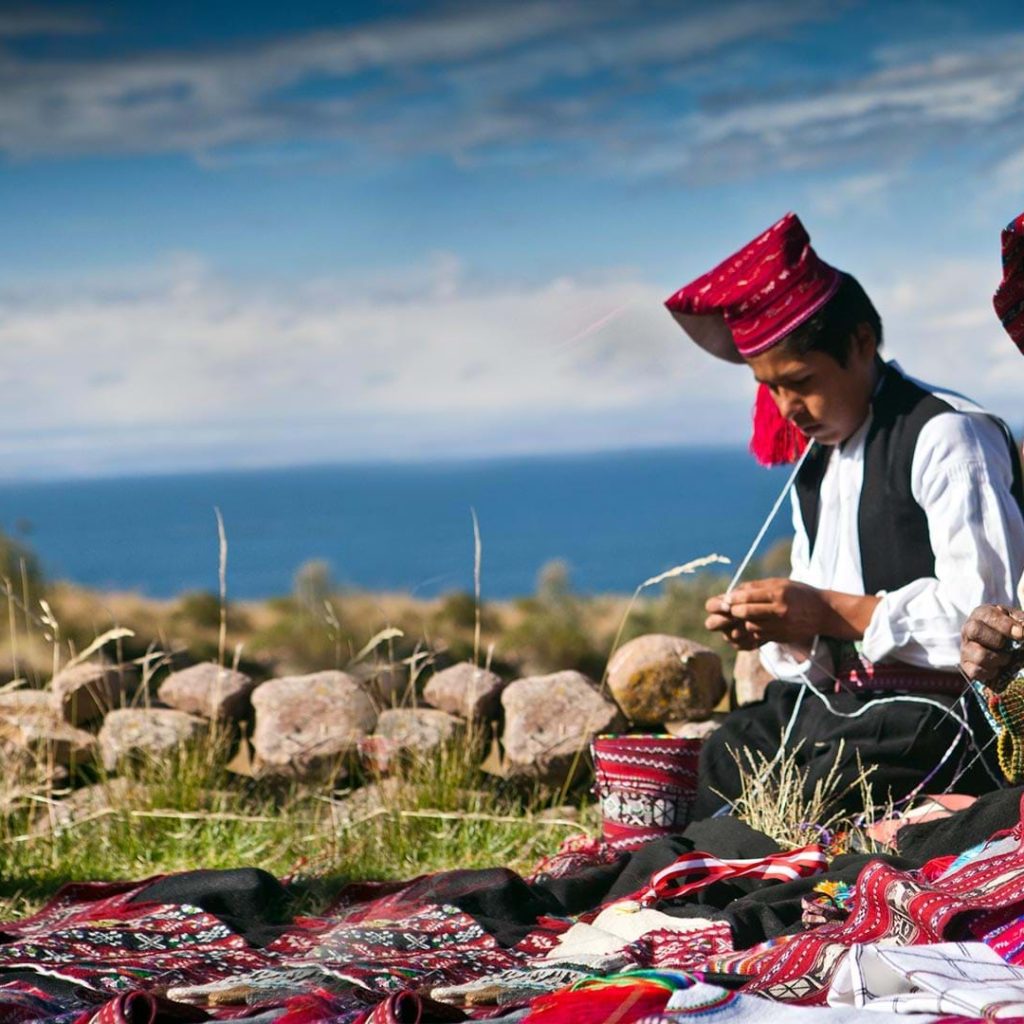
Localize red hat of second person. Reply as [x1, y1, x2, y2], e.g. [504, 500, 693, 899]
[995, 212, 1024, 352]
[665, 213, 843, 466]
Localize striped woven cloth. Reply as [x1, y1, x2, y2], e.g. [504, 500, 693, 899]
[637, 845, 828, 907]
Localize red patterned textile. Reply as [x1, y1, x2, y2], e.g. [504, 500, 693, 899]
[643, 924, 734, 971]
[273, 901, 522, 993]
[664, 213, 841, 362]
[523, 979, 674, 1023]
[0, 875, 527, 1019]
[0, 878, 271, 995]
[709, 794, 1024, 1005]
[592, 735, 702, 852]
[664, 213, 842, 466]
[834, 656, 965, 696]
[76, 992, 209, 1024]
[354, 991, 465, 1023]
[528, 832, 621, 881]
[996, 212, 1024, 350]
[631, 845, 827, 908]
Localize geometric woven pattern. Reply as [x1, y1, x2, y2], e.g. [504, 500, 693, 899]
[593, 734, 702, 851]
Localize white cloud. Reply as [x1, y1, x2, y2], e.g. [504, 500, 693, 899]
[650, 33, 1024, 183]
[3, 247, 1024, 480]
[809, 171, 902, 217]
[2, 0, 1020, 198]
[0, 2, 1020, 192]
[871, 257, 1024, 411]
[0, 253, 745, 478]
[0, 1, 833, 162]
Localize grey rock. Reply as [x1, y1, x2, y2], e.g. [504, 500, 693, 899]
[607, 634, 725, 725]
[98, 708, 206, 771]
[423, 662, 505, 722]
[374, 707, 462, 754]
[250, 671, 377, 781]
[50, 662, 138, 726]
[664, 715, 724, 740]
[501, 671, 621, 785]
[157, 662, 255, 720]
[0, 707, 96, 767]
[361, 705, 462, 775]
[0, 750, 68, 805]
[733, 649, 773, 706]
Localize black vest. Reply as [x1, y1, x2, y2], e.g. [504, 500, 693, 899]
[795, 364, 1024, 596]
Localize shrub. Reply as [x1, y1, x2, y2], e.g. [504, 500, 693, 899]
[294, 560, 334, 615]
[175, 591, 223, 629]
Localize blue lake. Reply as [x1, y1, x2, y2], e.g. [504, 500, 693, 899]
[0, 448, 792, 599]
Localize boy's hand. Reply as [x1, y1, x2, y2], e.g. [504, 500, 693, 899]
[705, 578, 827, 647]
[703, 603, 761, 649]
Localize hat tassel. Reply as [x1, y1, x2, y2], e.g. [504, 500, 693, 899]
[750, 383, 808, 467]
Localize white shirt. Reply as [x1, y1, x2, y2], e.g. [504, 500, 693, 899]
[760, 363, 1024, 682]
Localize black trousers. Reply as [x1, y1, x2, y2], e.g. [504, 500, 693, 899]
[691, 680, 1003, 821]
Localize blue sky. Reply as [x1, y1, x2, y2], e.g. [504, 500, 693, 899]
[0, 0, 1022, 479]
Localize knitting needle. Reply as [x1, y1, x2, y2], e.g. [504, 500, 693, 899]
[724, 441, 816, 597]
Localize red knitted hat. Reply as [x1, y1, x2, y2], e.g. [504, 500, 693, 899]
[665, 213, 843, 466]
[995, 212, 1024, 352]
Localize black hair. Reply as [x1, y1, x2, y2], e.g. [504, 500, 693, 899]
[779, 273, 882, 367]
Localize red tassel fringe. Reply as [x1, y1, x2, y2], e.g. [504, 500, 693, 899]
[750, 382, 808, 467]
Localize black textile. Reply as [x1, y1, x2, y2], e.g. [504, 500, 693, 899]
[896, 785, 1023, 863]
[132, 869, 289, 947]
[602, 816, 783, 910]
[376, 818, 789, 949]
[116, 790, 1023, 962]
[692, 680, 1000, 820]
[0, 970, 88, 1000]
[375, 868, 570, 948]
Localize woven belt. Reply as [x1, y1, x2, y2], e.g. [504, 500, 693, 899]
[823, 637, 966, 697]
[833, 662, 965, 697]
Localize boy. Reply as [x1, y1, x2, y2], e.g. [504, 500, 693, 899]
[665, 213, 1024, 816]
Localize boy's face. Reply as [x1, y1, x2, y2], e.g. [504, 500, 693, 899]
[745, 326, 878, 446]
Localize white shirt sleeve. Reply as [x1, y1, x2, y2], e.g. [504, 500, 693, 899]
[861, 411, 1024, 669]
[758, 482, 835, 684]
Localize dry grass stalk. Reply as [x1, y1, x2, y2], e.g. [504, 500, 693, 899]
[215, 507, 228, 669]
[471, 507, 482, 669]
[721, 737, 879, 851]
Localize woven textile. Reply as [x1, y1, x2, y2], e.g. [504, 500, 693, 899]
[664, 213, 840, 362]
[0, 879, 271, 996]
[995, 212, 1024, 351]
[632, 846, 827, 908]
[829, 940, 1024, 1017]
[986, 675, 1024, 783]
[664, 212, 843, 465]
[708, 794, 1024, 1005]
[633, 979, 938, 1024]
[527, 832, 621, 881]
[592, 734, 702, 852]
[523, 969, 691, 1024]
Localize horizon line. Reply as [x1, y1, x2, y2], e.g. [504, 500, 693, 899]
[0, 439, 764, 488]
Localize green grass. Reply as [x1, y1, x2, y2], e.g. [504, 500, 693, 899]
[0, 536, 792, 921]
[0, 720, 596, 921]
